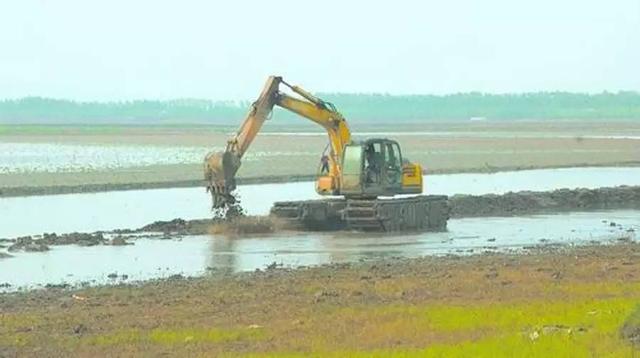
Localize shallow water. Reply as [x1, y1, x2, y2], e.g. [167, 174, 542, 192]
[1, 210, 637, 290]
[0, 143, 212, 173]
[1, 167, 640, 238]
[0, 142, 315, 173]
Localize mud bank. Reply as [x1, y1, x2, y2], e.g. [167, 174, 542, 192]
[450, 185, 640, 218]
[4, 232, 132, 253]
[137, 218, 212, 235]
[0, 216, 282, 252]
[0, 175, 316, 198]
[140, 216, 284, 236]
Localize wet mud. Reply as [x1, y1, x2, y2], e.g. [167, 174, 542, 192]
[6, 232, 108, 252]
[138, 218, 211, 235]
[140, 198, 255, 236]
[450, 185, 640, 218]
[208, 215, 286, 236]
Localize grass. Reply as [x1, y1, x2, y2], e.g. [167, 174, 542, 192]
[86, 327, 266, 345]
[279, 296, 637, 356]
[5, 297, 635, 356]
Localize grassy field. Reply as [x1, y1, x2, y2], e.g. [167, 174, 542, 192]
[1, 121, 640, 195]
[2, 243, 639, 356]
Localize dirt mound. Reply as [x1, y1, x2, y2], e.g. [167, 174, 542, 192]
[138, 218, 212, 235]
[450, 185, 640, 218]
[8, 236, 49, 252]
[140, 197, 249, 235]
[205, 195, 285, 236]
[110, 236, 132, 246]
[7, 232, 108, 252]
[138, 215, 285, 237]
[140, 218, 190, 233]
[208, 216, 285, 236]
[48, 232, 106, 246]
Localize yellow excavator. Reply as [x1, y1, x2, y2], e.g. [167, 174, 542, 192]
[204, 76, 448, 231]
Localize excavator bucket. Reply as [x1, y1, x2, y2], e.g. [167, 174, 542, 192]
[204, 150, 241, 208]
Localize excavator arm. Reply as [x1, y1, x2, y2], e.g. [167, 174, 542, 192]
[204, 76, 351, 208]
[204, 76, 280, 208]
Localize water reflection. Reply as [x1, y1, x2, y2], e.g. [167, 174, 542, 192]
[207, 236, 237, 274]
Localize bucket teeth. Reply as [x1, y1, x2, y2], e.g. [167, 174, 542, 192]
[204, 150, 241, 209]
[207, 183, 236, 209]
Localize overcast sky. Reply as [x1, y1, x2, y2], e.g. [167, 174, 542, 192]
[1, 0, 639, 100]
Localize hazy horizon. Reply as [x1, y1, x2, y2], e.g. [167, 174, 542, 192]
[2, 0, 639, 101]
[3, 89, 640, 104]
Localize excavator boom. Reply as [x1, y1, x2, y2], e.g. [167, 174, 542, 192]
[204, 76, 350, 208]
[204, 76, 280, 207]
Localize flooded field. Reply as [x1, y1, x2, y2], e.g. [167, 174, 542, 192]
[0, 142, 318, 173]
[1, 209, 637, 290]
[1, 136, 638, 174]
[1, 167, 640, 238]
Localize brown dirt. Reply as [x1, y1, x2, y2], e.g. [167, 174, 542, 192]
[6, 233, 107, 252]
[1, 243, 639, 356]
[450, 185, 640, 218]
[138, 218, 212, 235]
[208, 216, 288, 236]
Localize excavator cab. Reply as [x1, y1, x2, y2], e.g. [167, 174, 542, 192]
[340, 139, 422, 197]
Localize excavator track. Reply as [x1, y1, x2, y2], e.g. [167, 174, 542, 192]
[343, 195, 449, 232]
[270, 199, 347, 231]
[270, 195, 449, 232]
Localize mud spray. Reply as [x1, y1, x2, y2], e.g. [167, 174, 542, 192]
[211, 191, 245, 220]
[210, 192, 283, 236]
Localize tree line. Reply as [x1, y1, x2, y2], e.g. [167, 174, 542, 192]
[1, 91, 639, 123]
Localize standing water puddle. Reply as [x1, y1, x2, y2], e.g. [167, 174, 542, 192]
[1, 167, 640, 238]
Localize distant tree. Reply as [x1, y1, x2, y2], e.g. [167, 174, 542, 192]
[1, 92, 639, 124]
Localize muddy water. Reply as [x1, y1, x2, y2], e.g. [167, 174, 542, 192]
[1, 210, 637, 290]
[2, 167, 640, 238]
